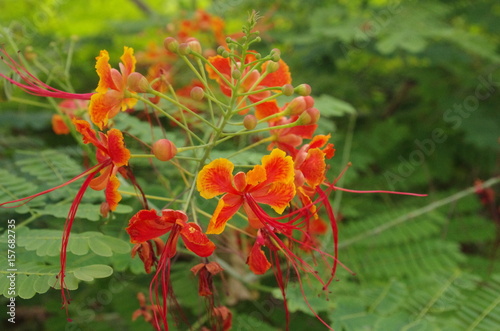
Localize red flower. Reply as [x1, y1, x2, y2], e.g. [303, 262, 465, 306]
[126, 209, 215, 330]
[73, 119, 130, 211]
[206, 52, 291, 112]
[197, 148, 296, 234]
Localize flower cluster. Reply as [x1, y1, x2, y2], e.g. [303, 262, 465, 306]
[0, 11, 423, 331]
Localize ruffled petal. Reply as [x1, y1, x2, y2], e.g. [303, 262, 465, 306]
[73, 119, 99, 145]
[95, 50, 116, 93]
[120, 46, 136, 77]
[260, 59, 291, 87]
[300, 148, 326, 188]
[246, 241, 271, 275]
[105, 174, 121, 211]
[107, 129, 130, 167]
[261, 149, 295, 184]
[246, 165, 266, 187]
[180, 223, 216, 257]
[126, 209, 174, 243]
[206, 194, 243, 234]
[252, 181, 295, 214]
[88, 91, 122, 130]
[197, 158, 236, 199]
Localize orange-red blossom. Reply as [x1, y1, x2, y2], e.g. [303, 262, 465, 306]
[196, 148, 296, 234]
[89, 47, 145, 129]
[73, 119, 130, 211]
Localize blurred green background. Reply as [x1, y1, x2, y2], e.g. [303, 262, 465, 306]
[1, 0, 499, 330]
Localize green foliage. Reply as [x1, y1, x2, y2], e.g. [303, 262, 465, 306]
[1, 1, 499, 330]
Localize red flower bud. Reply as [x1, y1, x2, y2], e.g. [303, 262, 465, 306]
[285, 96, 307, 116]
[152, 139, 177, 161]
[282, 84, 294, 96]
[177, 43, 191, 55]
[190, 86, 205, 101]
[127, 72, 150, 93]
[164, 37, 179, 53]
[243, 114, 257, 130]
[270, 48, 281, 62]
[265, 61, 280, 74]
[186, 38, 202, 54]
[295, 84, 312, 96]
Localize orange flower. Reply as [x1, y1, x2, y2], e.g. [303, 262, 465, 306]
[73, 119, 130, 211]
[197, 148, 296, 234]
[206, 52, 291, 109]
[89, 47, 140, 129]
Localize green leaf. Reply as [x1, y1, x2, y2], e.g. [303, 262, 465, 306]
[72, 264, 113, 281]
[315, 94, 356, 117]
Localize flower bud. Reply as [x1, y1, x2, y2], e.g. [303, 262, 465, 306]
[295, 84, 312, 96]
[285, 97, 308, 116]
[296, 111, 312, 125]
[164, 37, 179, 53]
[270, 48, 281, 62]
[152, 139, 177, 161]
[177, 43, 191, 56]
[281, 84, 294, 96]
[190, 86, 204, 101]
[186, 38, 202, 54]
[304, 96, 315, 109]
[217, 46, 226, 55]
[243, 115, 257, 130]
[232, 69, 242, 80]
[254, 53, 261, 60]
[265, 61, 280, 74]
[306, 107, 320, 124]
[100, 201, 110, 218]
[127, 72, 150, 93]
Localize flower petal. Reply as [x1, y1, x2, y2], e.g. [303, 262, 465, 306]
[126, 209, 174, 243]
[73, 119, 99, 146]
[206, 194, 243, 234]
[206, 55, 231, 82]
[95, 50, 116, 93]
[197, 158, 236, 199]
[88, 91, 122, 130]
[261, 149, 295, 184]
[52, 114, 70, 135]
[107, 129, 130, 167]
[300, 148, 326, 188]
[120, 46, 136, 77]
[180, 223, 216, 257]
[246, 242, 271, 275]
[105, 175, 122, 211]
[252, 181, 296, 214]
[260, 59, 291, 87]
[255, 100, 280, 120]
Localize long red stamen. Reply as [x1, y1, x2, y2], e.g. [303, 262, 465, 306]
[331, 185, 427, 197]
[0, 162, 106, 209]
[0, 49, 93, 100]
[59, 163, 108, 315]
